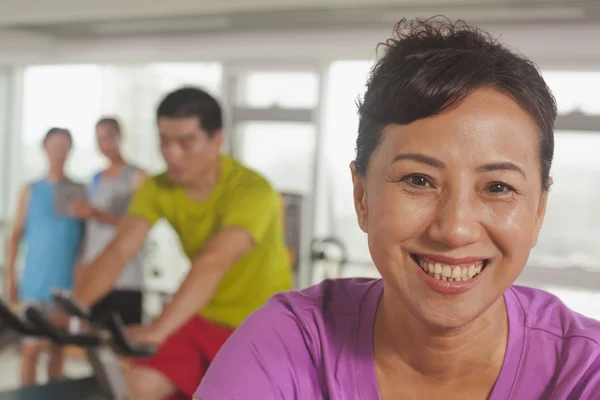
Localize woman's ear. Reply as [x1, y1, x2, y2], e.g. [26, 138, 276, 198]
[532, 178, 552, 248]
[350, 161, 368, 233]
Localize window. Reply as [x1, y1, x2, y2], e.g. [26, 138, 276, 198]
[21, 62, 223, 180]
[321, 61, 373, 266]
[529, 131, 600, 271]
[523, 71, 600, 320]
[236, 121, 317, 194]
[235, 71, 319, 109]
[21, 65, 106, 182]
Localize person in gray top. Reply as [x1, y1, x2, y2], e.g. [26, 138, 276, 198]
[70, 117, 147, 325]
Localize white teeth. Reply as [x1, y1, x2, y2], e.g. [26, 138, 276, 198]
[468, 264, 475, 278]
[441, 265, 452, 277]
[416, 257, 487, 282]
[451, 267, 462, 279]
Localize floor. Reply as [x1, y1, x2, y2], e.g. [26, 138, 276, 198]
[0, 344, 91, 392]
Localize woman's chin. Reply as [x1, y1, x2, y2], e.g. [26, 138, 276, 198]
[415, 306, 482, 332]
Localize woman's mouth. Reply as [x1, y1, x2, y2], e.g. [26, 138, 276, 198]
[411, 254, 489, 282]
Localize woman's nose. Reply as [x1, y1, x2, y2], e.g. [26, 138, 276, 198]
[426, 190, 483, 248]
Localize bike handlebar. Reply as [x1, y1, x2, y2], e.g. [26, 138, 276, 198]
[25, 307, 102, 347]
[52, 290, 156, 358]
[0, 298, 40, 336]
[0, 294, 156, 358]
[52, 290, 91, 320]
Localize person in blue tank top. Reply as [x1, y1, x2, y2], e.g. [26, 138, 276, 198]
[5, 127, 84, 386]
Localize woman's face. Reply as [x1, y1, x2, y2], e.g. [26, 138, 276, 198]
[96, 124, 121, 159]
[44, 133, 71, 168]
[352, 88, 548, 329]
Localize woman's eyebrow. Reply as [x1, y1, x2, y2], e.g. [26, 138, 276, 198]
[475, 162, 526, 177]
[391, 153, 445, 168]
[392, 153, 526, 178]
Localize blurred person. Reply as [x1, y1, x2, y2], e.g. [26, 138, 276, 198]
[69, 117, 147, 326]
[72, 87, 293, 400]
[194, 19, 600, 400]
[5, 128, 84, 386]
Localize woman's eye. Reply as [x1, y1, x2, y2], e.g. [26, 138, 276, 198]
[403, 175, 432, 187]
[487, 182, 513, 194]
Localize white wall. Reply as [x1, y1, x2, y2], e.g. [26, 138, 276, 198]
[1, 23, 599, 69]
[0, 0, 483, 25]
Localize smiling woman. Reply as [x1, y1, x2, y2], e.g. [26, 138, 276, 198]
[193, 18, 600, 400]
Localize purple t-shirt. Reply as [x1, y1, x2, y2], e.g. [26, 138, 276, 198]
[195, 278, 600, 399]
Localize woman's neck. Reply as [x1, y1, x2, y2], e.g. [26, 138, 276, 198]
[47, 167, 66, 182]
[108, 154, 126, 169]
[104, 155, 127, 177]
[374, 286, 508, 382]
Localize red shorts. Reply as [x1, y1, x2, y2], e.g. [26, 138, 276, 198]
[133, 316, 233, 399]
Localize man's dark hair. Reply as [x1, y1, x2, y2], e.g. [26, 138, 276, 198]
[356, 17, 557, 190]
[96, 117, 121, 134]
[156, 87, 223, 137]
[42, 127, 72, 147]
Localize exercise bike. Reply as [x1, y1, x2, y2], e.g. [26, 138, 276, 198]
[0, 292, 156, 399]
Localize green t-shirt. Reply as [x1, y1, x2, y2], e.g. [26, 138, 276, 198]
[128, 155, 293, 328]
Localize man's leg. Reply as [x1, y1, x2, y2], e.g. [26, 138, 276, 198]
[129, 317, 217, 400]
[20, 339, 42, 386]
[126, 366, 176, 400]
[47, 343, 65, 381]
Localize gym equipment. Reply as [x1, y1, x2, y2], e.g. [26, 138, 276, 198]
[311, 236, 349, 280]
[0, 293, 155, 399]
[281, 192, 303, 273]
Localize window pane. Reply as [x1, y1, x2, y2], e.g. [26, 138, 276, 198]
[543, 71, 600, 115]
[529, 131, 600, 271]
[21, 62, 223, 180]
[22, 65, 105, 182]
[236, 121, 316, 194]
[322, 61, 373, 263]
[540, 286, 600, 321]
[236, 71, 319, 109]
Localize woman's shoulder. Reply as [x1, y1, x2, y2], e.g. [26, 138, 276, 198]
[196, 278, 383, 400]
[508, 285, 600, 340]
[251, 277, 383, 339]
[507, 285, 600, 398]
[271, 277, 383, 317]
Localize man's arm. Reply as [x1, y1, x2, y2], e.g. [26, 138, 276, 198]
[73, 215, 152, 307]
[4, 186, 30, 302]
[71, 169, 149, 227]
[90, 169, 148, 226]
[149, 227, 254, 340]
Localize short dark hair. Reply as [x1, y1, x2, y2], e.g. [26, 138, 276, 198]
[96, 117, 121, 134]
[356, 18, 557, 191]
[42, 127, 72, 147]
[156, 87, 223, 137]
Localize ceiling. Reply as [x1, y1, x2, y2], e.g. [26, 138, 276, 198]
[0, 0, 596, 40]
